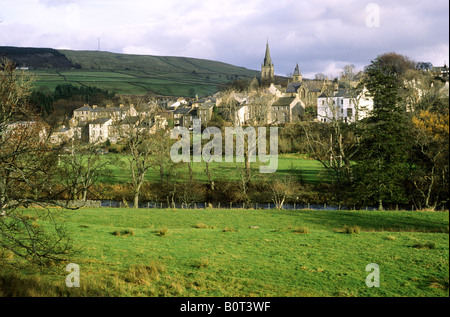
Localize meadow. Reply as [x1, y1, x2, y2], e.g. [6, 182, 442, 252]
[1, 207, 448, 297]
[28, 49, 261, 96]
[98, 153, 325, 185]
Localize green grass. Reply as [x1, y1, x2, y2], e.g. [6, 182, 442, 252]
[28, 49, 261, 96]
[2, 208, 448, 297]
[98, 153, 325, 185]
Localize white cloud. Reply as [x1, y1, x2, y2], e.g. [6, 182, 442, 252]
[122, 45, 159, 56]
[0, 0, 448, 77]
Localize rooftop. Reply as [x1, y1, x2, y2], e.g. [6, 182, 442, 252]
[272, 97, 296, 107]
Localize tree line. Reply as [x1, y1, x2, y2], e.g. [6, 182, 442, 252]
[28, 83, 115, 117]
[291, 53, 448, 210]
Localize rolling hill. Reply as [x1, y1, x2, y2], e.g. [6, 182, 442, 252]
[1, 46, 261, 97]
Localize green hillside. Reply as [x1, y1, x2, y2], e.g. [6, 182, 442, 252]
[2, 47, 260, 97]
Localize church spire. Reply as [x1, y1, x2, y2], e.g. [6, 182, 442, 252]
[293, 63, 300, 76]
[261, 39, 274, 82]
[263, 40, 273, 67]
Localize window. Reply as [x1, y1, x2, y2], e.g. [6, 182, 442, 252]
[347, 108, 353, 118]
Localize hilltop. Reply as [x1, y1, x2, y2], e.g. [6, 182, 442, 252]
[0, 46, 75, 69]
[0, 46, 260, 97]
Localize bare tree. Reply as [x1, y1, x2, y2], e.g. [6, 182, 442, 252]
[0, 58, 73, 268]
[266, 174, 295, 210]
[118, 111, 165, 208]
[58, 141, 116, 201]
[300, 79, 359, 204]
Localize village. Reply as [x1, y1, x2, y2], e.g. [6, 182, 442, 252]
[1, 0, 449, 300]
[47, 42, 449, 146]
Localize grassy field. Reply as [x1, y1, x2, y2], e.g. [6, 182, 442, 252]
[2, 208, 448, 297]
[28, 49, 261, 96]
[99, 153, 325, 185]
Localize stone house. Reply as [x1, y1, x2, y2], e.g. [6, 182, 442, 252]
[197, 102, 214, 124]
[89, 118, 112, 144]
[269, 96, 305, 124]
[173, 106, 195, 128]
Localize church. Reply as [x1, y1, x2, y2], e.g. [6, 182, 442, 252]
[261, 40, 274, 81]
[261, 41, 323, 108]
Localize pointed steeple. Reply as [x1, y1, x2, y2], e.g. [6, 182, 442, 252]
[292, 62, 302, 83]
[263, 40, 273, 67]
[261, 39, 274, 82]
[293, 63, 300, 76]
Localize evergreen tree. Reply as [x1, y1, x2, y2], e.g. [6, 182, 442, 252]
[353, 55, 413, 209]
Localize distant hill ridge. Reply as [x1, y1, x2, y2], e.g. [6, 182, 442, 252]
[0, 46, 260, 96]
[0, 46, 76, 69]
[0, 46, 258, 76]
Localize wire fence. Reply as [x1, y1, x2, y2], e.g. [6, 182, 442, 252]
[97, 200, 445, 211]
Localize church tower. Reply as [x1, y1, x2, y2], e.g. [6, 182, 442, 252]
[261, 40, 274, 81]
[292, 62, 302, 83]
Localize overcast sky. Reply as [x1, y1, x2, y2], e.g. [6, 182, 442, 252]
[1, 0, 448, 78]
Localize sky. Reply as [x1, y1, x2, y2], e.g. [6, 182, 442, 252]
[1, 0, 449, 79]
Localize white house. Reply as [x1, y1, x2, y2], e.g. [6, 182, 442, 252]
[317, 88, 373, 123]
[89, 118, 112, 144]
[267, 83, 283, 97]
[235, 104, 250, 126]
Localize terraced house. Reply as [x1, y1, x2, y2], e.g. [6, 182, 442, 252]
[49, 103, 166, 145]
